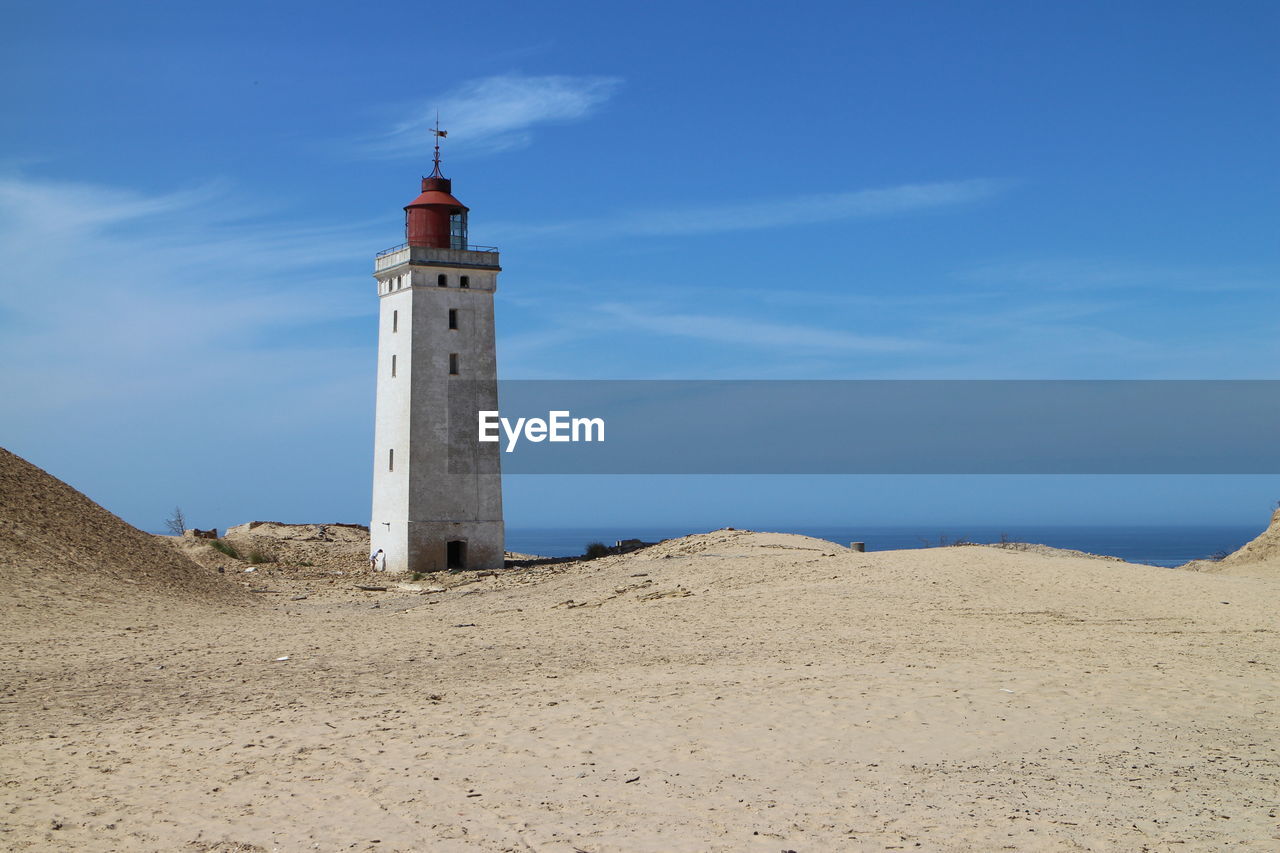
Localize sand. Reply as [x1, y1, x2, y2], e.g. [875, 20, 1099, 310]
[1182, 507, 1280, 579]
[0, 448, 246, 637]
[2, 511, 1278, 851]
[2, 451, 1278, 850]
[171, 522, 372, 577]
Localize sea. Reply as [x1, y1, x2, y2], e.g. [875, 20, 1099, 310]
[505, 525, 1262, 568]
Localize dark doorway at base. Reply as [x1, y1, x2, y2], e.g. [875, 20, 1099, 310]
[447, 540, 467, 570]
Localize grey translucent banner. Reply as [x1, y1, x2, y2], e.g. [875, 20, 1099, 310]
[441, 380, 1280, 474]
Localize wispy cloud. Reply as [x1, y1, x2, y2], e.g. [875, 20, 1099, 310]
[369, 74, 621, 158]
[0, 174, 379, 416]
[593, 303, 925, 354]
[490, 179, 1006, 242]
[962, 258, 1275, 293]
[0, 172, 403, 527]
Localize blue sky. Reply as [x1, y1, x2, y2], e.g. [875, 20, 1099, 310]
[2, 0, 1278, 533]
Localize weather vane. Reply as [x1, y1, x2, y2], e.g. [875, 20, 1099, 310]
[430, 112, 447, 177]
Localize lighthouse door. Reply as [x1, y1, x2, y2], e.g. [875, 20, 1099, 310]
[446, 540, 467, 570]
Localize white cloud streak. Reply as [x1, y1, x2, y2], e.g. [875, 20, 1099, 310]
[489, 179, 1006, 242]
[371, 74, 621, 157]
[593, 303, 925, 354]
[0, 174, 378, 417]
[0, 172, 406, 530]
[962, 258, 1275, 293]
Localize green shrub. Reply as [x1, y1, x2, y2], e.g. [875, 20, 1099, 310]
[584, 542, 610, 559]
[210, 539, 240, 559]
[246, 548, 276, 565]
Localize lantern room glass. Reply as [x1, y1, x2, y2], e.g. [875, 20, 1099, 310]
[449, 211, 468, 250]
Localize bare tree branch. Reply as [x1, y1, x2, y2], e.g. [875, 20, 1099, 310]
[165, 506, 187, 536]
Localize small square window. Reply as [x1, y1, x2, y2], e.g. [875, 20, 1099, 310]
[460, 275, 470, 289]
[437, 274, 448, 287]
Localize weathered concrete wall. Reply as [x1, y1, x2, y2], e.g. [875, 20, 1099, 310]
[370, 282, 414, 571]
[370, 248, 504, 573]
[406, 520, 505, 572]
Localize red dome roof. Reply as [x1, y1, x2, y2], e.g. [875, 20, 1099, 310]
[406, 189, 466, 209]
[405, 176, 466, 210]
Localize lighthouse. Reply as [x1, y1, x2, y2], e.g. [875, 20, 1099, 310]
[369, 135, 504, 573]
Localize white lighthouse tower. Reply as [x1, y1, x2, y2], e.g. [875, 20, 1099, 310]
[369, 136, 504, 572]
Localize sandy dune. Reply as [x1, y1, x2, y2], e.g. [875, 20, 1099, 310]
[0, 448, 246, 637]
[3, 451, 1278, 850]
[1183, 507, 1280, 579]
[2, 515, 1278, 851]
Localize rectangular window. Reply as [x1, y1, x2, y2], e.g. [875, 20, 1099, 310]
[388, 448, 394, 471]
[448, 308, 458, 330]
[391, 354, 396, 377]
[392, 310, 398, 333]
[449, 211, 468, 249]
[449, 353, 459, 375]
[460, 275, 470, 289]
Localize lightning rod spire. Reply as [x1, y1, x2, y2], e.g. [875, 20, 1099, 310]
[430, 113, 447, 178]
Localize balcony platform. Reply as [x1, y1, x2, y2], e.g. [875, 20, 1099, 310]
[375, 243, 501, 273]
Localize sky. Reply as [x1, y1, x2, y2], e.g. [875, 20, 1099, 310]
[1, 0, 1278, 534]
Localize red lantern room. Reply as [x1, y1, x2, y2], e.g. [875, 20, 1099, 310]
[405, 155, 468, 250]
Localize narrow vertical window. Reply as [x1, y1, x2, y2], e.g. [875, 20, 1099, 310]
[437, 274, 447, 287]
[391, 354, 397, 377]
[388, 448, 394, 471]
[448, 308, 458, 330]
[460, 275, 470, 289]
[449, 211, 467, 249]
[392, 310, 398, 333]
[449, 353, 459, 375]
